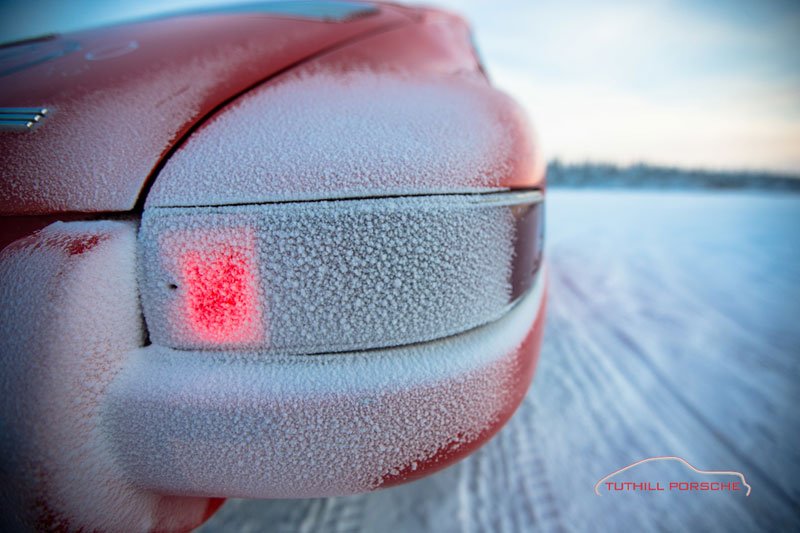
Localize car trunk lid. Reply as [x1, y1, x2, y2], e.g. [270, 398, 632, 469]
[0, 2, 410, 215]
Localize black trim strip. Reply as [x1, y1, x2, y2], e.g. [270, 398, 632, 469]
[148, 188, 544, 211]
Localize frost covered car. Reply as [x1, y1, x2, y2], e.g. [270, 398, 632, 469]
[0, 1, 546, 531]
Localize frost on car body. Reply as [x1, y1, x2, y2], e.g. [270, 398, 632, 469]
[139, 194, 542, 354]
[0, 2, 547, 531]
[147, 70, 532, 206]
[0, 222, 221, 532]
[106, 266, 546, 498]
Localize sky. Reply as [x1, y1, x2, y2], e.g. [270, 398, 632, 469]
[428, 0, 800, 174]
[1, 0, 799, 173]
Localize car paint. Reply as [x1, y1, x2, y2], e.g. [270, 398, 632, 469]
[0, 2, 547, 531]
[0, 4, 411, 215]
[0, 2, 544, 219]
[144, 9, 544, 208]
[0, 222, 219, 532]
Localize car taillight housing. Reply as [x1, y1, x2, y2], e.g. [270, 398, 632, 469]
[138, 191, 543, 354]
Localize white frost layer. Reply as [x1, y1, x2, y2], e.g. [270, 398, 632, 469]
[0, 36, 284, 214]
[0, 222, 211, 532]
[139, 194, 522, 353]
[104, 267, 545, 499]
[146, 70, 516, 207]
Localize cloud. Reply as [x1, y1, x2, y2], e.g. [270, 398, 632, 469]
[425, 0, 800, 173]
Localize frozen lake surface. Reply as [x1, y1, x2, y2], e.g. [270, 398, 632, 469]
[199, 190, 800, 532]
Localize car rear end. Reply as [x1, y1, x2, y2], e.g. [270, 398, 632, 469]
[0, 2, 546, 531]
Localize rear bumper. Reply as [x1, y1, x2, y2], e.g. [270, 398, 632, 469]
[105, 265, 547, 499]
[1, 218, 545, 531]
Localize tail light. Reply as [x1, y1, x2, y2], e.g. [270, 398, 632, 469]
[171, 227, 264, 346]
[138, 191, 543, 354]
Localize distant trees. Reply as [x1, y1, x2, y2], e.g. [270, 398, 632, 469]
[546, 160, 800, 191]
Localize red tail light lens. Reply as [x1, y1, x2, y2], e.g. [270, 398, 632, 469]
[182, 245, 260, 344]
[155, 226, 265, 348]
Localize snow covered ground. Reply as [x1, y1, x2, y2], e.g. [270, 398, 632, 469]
[199, 190, 800, 532]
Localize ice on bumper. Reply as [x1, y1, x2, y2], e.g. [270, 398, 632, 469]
[104, 268, 546, 498]
[0, 222, 218, 532]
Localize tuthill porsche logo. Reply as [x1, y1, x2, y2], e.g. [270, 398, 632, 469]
[595, 456, 751, 496]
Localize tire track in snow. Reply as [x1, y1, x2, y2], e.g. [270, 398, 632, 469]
[546, 252, 761, 530]
[553, 244, 799, 517]
[509, 399, 567, 533]
[308, 495, 366, 533]
[456, 398, 566, 533]
[544, 277, 656, 466]
[608, 320, 799, 512]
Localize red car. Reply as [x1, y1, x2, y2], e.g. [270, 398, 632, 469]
[0, 2, 546, 531]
